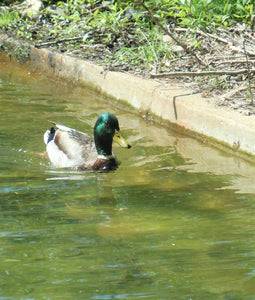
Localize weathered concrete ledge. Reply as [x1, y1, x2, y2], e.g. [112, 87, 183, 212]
[1, 36, 255, 159]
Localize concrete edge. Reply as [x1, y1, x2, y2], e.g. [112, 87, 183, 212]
[1, 37, 255, 159]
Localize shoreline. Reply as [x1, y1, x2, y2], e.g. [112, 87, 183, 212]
[1, 35, 255, 162]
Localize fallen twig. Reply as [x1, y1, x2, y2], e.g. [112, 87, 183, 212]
[229, 45, 255, 57]
[244, 31, 255, 43]
[137, 0, 206, 66]
[151, 69, 255, 78]
[222, 84, 248, 100]
[214, 59, 255, 66]
[174, 27, 255, 57]
[243, 40, 254, 105]
[195, 29, 230, 45]
[35, 36, 84, 48]
[174, 28, 230, 45]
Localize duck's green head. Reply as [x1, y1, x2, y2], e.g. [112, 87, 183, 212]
[94, 113, 131, 156]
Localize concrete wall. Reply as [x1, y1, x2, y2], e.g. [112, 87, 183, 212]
[28, 46, 255, 158]
[1, 34, 253, 159]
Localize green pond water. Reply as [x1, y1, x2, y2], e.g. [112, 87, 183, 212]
[1, 58, 255, 300]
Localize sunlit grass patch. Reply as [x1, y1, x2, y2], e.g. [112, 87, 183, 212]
[0, 10, 19, 27]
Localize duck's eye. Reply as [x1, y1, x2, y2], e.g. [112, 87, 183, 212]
[104, 122, 110, 128]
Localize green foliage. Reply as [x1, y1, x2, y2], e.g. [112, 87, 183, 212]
[0, 11, 19, 27]
[1, 0, 254, 73]
[153, 0, 255, 28]
[73, 1, 174, 67]
[1, 0, 254, 30]
[107, 27, 174, 68]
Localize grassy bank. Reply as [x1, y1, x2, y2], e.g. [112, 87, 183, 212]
[0, 0, 255, 114]
[1, 1, 254, 66]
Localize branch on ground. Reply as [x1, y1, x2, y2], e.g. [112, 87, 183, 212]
[151, 69, 255, 78]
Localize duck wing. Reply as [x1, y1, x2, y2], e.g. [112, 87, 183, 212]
[45, 122, 98, 168]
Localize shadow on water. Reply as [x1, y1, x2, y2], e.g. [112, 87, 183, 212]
[1, 56, 255, 299]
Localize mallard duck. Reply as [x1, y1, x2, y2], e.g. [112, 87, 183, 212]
[43, 112, 131, 171]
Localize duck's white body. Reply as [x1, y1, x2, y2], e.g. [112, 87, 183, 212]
[44, 123, 98, 169]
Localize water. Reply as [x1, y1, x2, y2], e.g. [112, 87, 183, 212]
[1, 56, 255, 299]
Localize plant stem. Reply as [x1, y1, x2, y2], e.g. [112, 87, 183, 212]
[243, 40, 254, 105]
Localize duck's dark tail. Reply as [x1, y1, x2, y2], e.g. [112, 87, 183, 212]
[44, 127, 56, 144]
[48, 127, 56, 143]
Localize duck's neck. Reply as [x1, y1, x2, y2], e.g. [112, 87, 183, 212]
[94, 137, 113, 157]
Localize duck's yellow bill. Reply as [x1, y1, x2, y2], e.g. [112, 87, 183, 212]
[113, 130, 131, 149]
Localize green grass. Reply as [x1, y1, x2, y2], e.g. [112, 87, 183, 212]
[1, 0, 254, 73]
[40, 0, 254, 29]
[173, 0, 254, 28]
[0, 11, 19, 27]
[112, 28, 174, 69]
